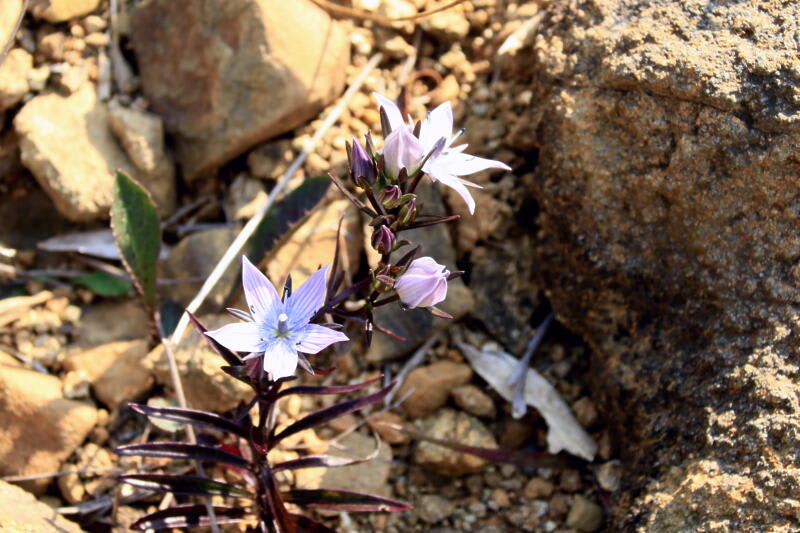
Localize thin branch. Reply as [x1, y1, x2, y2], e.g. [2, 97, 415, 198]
[169, 53, 384, 346]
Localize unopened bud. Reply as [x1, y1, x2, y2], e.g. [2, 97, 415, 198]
[349, 138, 376, 184]
[371, 225, 396, 255]
[380, 185, 402, 209]
[398, 197, 417, 226]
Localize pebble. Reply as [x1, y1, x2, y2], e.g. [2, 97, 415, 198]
[399, 360, 473, 419]
[566, 495, 604, 532]
[524, 477, 555, 499]
[490, 488, 511, 508]
[451, 384, 496, 418]
[559, 468, 583, 492]
[596, 460, 623, 492]
[416, 494, 456, 524]
[572, 396, 599, 427]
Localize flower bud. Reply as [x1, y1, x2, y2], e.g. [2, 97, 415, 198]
[350, 138, 375, 184]
[371, 225, 396, 255]
[398, 197, 417, 226]
[379, 185, 402, 209]
[383, 127, 424, 180]
[394, 257, 449, 309]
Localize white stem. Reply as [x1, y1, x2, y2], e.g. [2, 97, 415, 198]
[169, 53, 384, 346]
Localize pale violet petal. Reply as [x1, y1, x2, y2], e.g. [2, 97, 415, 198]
[437, 151, 511, 176]
[419, 101, 453, 153]
[263, 340, 299, 379]
[242, 255, 281, 322]
[383, 127, 425, 179]
[408, 256, 444, 275]
[205, 322, 265, 353]
[285, 265, 329, 329]
[294, 323, 349, 355]
[434, 173, 478, 215]
[373, 93, 405, 132]
[395, 275, 434, 308]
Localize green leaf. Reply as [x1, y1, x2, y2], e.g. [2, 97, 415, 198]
[73, 270, 132, 297]
[110, 171, 161, 310]
[247, 176, 330, 263]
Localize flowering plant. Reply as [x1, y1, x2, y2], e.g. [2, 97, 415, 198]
[114, 93, 510, 532]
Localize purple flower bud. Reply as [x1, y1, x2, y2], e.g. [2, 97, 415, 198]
[394, 257, 450, 309]
[350, 138, 375, 184]
[371, 225, 396, 254]
[398, 197, 417, 226]
[379, 185, 402, 209]
[383, 126, 424, 180]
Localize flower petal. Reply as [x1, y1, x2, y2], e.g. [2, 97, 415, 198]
[435, 151, 511, 176]
[419, 101, 453, 153]
[294, 323, 349, 355]
[433, 173, 478, 215]
[285, 265, 329, 329]
[205, 322, 265, 353]
[263, 340, 299, 380]
[383, 127, 425, 179]
[242, 255, 281, 322]
[373, 93, 405, 132]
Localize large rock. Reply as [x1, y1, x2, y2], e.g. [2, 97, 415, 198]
[28, 0, 100, 23]
[515, 1, 800, 531]
[0, 365, 97, 494]
[0, 1, 23, 50]
[14, 84, 175, 221]
[0, 480, 85, 532]
[130, 0, 350, 179]
[0, 48, 32, 111]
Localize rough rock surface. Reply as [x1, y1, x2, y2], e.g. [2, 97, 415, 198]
[413, 408, 496, 476]
[130, 0, 350, 179]
[0, 480, 85, 532]
[14, 84, 175, 221]
[516, 0, 800, 531]
[0, 365, 97, 494]
[397, 360, 473, 419]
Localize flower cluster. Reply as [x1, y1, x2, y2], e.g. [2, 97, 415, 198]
[208, 94, 510, 380]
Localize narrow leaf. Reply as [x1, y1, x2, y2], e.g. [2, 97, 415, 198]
[386, 423, 566, 470]
[73, 270, 133, 297]
[188, 311, 242, 366]
[114, 442, 249, 469]
[282, 489, 412, 512]
[110, 171, 161, 309]
[277, 376, 383, 399]
[272, 449, 378, 473]
[119, 474, 249, 497]
[273, 382, 394, 443]
[130, 505, 248, 531]
[292, 514, 338, 533]
[247, 176, 330, 263]
[129, 403, 248, 438]
[145, 397, 184, 432]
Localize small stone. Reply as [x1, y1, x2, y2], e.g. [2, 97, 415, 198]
[366, 411, 410, 444]
[420, 0, 470, 39]
[507, 500, 548, 531]
[53, 63, 88, 94]
[398, 361, 472, 419]
[566, 495, 603, 532]
[0, 48, 32, 111]
[432, 74, 460, 105]
[295, 432, 392, 496]
[29, 0, 101, 23]
[225, 174, 267, 220]
[572, 397, 598, 428]
[416, 494, 455, 524]
[559, 469, 582, 492]
[84, 32, 108, 47]
[413, 408, 497, 476]
[491, 488, 511, 508]
[548, 492, 570, 518]
[524, 477, 555, 499]
[63, 340, 153, 409]
[0, 480, 84, 532]
[74, 299, 149, 349]
[596, 460, 623, 492]
[62, 369, 91, 399]
[0, 366, 97, 494]
[451, 384, 496, 418]
[27, 65, 50, 91]
[82, 14, 106, 33]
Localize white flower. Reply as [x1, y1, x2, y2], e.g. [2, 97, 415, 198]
[394, 257, 450, 309]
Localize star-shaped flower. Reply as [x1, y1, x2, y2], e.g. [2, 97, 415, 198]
[205, 256, 348, 380]
[374, 93, 511, 214]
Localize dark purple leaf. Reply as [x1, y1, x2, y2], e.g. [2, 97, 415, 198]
[292, 514, 338, 533]
[130, 505, 249, 531]
[114, 442, 249, 469]
[188, 311, 242, 366]
[282, 489, 412, 512]
[119, 474, 249, 497]
[272, 382, 394, 443]
[272, 450, 377, 473]
[221, 364, 253, 385]
[386, 423, 566, 470]
[277, 375, 382, 399]
[128, 403, 248, 438]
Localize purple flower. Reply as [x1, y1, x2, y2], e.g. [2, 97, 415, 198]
[350, 137, 375, 184]
[374, 93, 511, 215]
[205, 256, 348, 379]
[382, 125, 424, 180]
[394, 257, 450, 309]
